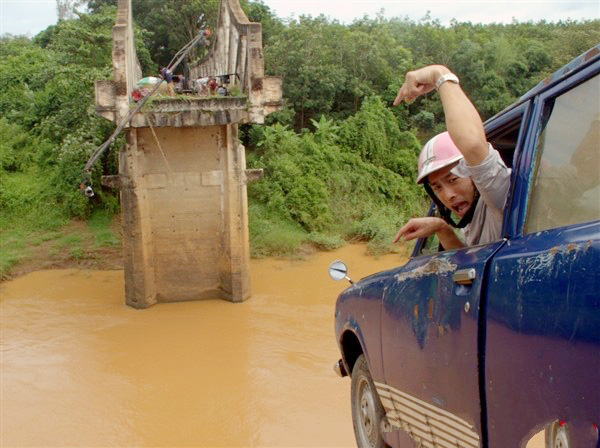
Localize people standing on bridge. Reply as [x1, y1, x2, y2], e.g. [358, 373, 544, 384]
[160, 67, 176, 97]
[392, 65, 511, 250]
[198, 27, 212, 47]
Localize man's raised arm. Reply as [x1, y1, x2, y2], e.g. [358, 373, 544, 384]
[394, 65, 488, 166]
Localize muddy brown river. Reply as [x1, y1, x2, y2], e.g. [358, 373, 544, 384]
[1, 244, 547, 447]
[1, 245, 406, 447]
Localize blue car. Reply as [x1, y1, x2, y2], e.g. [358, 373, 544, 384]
[331, 46, 600, 448]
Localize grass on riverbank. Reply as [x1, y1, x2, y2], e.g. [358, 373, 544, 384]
[1, 173, 414, 279]
[248, 202, 414, 259]
[1, 202, 412, 280]
[0, 208, 122, 280]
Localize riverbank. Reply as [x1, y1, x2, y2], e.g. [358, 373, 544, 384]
[1, 212, 411, 281]
[0, 211, 123, 281]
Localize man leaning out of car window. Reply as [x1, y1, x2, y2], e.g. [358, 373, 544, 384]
[393, 65, 511, 250]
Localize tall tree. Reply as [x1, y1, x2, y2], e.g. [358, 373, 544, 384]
[56, 0, 87, 20]
[86, 0, 219, 68]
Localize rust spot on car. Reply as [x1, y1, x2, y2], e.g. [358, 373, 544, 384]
[549, 246, 560, 254]
[394, 258, 457, 283]
[427, 299, 433, 319]
[413, 304, 419, 319]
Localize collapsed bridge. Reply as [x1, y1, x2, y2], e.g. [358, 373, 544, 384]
[95, 0, 282, 308]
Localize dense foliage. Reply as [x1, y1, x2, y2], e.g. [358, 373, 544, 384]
[247, 97, 423, 254]
[263, 14, 600, 133]
[1, 0, 599, 260]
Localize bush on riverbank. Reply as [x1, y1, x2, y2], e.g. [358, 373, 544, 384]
[0, 10, 133, 278]
[247, 96, 427, 256]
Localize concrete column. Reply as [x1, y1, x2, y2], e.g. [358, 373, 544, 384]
[120, 130, 157, 308]
[118, 124, 251, 306]
[219, 124, 251, 302]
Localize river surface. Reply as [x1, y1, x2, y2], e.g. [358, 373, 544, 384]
[1, 244, 547, 448]
[1, 245, 406, 447]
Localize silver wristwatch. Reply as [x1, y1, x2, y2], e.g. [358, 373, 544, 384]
[435, 73, 460, 90]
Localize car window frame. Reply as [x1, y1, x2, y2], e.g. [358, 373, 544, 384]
[514, 62, 600, 237]
[485, 101, 533, 239]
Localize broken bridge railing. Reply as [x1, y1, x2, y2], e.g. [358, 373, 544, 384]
[189, 0, 281, 124]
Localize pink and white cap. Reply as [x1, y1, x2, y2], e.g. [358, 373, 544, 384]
[416, 131, 464, 184]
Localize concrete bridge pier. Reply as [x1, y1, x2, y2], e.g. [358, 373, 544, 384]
[117, 124, 251, 308]
[95, 0, 281, 308]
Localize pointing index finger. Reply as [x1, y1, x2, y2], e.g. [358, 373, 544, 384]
[393, 85, 408, 106]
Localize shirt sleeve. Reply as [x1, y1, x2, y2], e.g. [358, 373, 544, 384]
[461, 144, 512, 217]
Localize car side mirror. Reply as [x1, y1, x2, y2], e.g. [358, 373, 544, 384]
[328, 260, 353, 284]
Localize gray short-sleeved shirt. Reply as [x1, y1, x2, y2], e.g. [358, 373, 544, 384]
[454, 144, 511, 246]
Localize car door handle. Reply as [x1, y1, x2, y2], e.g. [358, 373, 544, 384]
[453, 268, 476, 285]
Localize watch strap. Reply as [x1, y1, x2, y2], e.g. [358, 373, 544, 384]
[435, 73, 460, 90]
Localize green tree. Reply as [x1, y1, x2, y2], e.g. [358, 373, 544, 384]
[0, 7, 126, 219]
[56, 0, 87, 20]
[265, 15, 412, 129]
[241, 0, 284, 43]
[87, 0, 219, 68]
[248, 96, 424, 241]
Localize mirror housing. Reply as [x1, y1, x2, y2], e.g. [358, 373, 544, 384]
[328, 260, 353, 284]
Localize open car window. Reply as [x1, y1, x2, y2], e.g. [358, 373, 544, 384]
[413, 104, 529, 256]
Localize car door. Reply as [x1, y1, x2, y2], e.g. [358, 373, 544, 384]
[485, 65, 600, 447]
[378, 243, 502, 447]
[377, 104, 532, 448]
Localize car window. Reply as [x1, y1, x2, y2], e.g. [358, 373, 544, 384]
[413, 112, 525, 257]
[525, 74, 600, 233]
[487, 118, 522, 169]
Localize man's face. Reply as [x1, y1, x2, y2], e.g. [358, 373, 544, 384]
[428, 165, 476, 217]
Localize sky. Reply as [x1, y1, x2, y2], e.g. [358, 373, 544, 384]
[1, 0, 599, 37]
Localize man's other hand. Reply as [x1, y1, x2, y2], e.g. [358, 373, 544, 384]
[393, 217, 445, 242]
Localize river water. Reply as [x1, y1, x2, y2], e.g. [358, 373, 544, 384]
[1, 244, 405, 447]
[0, 243, 549, 448]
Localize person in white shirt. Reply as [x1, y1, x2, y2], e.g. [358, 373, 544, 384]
[392, 65, 511, 250]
